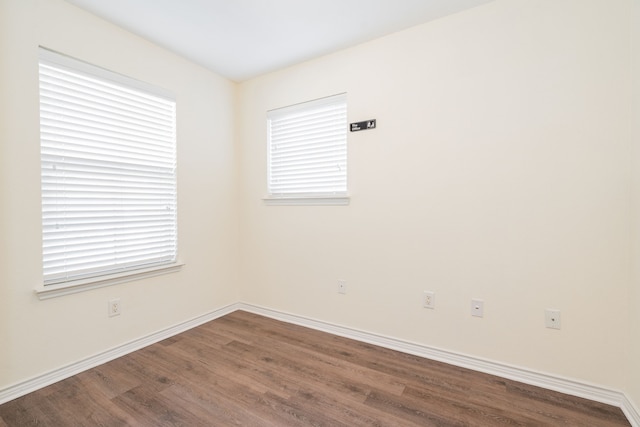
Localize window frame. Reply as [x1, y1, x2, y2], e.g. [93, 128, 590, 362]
[36, 47, 181, 299]
[264, 93, 349, 206]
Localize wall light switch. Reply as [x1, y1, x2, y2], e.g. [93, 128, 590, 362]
[338, 279, 347, 294]
[545, 309, 561, 330]
[471, 299, 484, 317]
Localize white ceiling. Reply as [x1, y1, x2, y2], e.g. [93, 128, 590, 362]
[63, 0, 494, 82]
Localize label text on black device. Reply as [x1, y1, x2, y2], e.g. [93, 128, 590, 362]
[350, 119, 376, 132]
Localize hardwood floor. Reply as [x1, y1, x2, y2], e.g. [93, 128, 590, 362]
[0, 310, 631, 426]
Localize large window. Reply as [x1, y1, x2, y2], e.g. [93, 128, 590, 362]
[38, 48, 177, 288]
[266, 94, 348, 205]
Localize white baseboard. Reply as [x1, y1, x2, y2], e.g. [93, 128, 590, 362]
[0, 303, 238, 405]
[622, 394, 640, 427]
[237, 303, 639, 427]
[0, 302, 638, 426]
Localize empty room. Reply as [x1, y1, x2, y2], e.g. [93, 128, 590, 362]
[1, 0, 639, 425]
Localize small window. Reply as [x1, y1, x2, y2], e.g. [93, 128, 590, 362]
[266, 94, 348, 205]
[38, 48, 177, 287]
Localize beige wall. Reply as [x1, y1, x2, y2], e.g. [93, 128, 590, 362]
[1, 0, 638, 412]
[238, 0, 633, 391]
[0, 0, 240, 388]
[631, 0, 640, 412]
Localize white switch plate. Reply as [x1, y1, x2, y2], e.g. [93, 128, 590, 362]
[471, 299, 484, 317]
[338, 280, 347, 294]
[545, 309, 561, 329]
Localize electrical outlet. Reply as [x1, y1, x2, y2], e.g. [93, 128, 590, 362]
[338, 280, 347, 294]
[423, 291, 435, 309]
[471, 299, 484, 317]
[108, 298, 121, 317]
[545, 309, 561, 330]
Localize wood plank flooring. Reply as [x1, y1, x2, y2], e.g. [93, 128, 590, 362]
[0, 310, 631, 426]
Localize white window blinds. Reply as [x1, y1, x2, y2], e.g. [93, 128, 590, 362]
[267, 94, 347, 197]
[38, 48, 177, 286]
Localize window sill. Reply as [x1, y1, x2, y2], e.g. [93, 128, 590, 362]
[34, 262, 184, 300]
[263, 195, 350, 206]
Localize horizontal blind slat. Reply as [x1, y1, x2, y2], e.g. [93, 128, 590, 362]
[268, 94, 347, 195]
